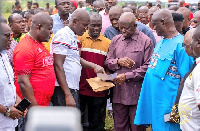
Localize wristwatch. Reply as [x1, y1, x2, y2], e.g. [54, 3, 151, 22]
[4, 106, 10, 117]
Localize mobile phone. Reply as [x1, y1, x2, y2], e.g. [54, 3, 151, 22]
[16, 98, 31, 112]
[164, 113, 170, 122]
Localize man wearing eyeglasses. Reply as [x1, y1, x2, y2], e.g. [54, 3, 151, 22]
[0, 20, 23, 131]
[105, 12, 154, 131]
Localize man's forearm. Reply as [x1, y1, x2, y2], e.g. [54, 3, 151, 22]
[54, 65, 71, 96]
[80, 58, 96, 69]
[18, 79, 37, 107]
[0, 104, 7, 114]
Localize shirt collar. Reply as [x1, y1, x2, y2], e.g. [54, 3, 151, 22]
[56, 13, 71, 22]
[66, 26, 77, 39]
[122, 29, 139, 41]
[85, 30, 103, 41]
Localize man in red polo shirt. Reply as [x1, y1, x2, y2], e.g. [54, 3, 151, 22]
[14, 12, 55, 107]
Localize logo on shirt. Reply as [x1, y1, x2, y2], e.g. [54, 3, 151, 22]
[38, 48, 43, 53]
[42, 56, 53, 67]
[171, 103, 192, 124]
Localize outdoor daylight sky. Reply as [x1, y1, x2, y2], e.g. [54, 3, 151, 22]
[145, 0, 198, 3]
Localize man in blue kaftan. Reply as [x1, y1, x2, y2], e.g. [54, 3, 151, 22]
[134, 9, 193, 131]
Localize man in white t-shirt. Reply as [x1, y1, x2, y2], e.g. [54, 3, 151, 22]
[179, 25, 200, 131]
[51, 8, 105, 108]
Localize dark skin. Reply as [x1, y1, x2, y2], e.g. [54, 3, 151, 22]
[191, 11, 200, 28]
[137, 6, 149, 25]
[104, 0, 116, 14]
[113, 13, 136, 85]
[0, 23, 23, 120]
[191, 27, 200, 110]
[56, 0, 71, 21]
[17, 13, 53, 107]
[152, 9, 186, 122]
[9, 14, 25, 39]
[54, 9, 105, 107]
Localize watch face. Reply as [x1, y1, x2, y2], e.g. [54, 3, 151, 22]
[5, 107, 10, 116]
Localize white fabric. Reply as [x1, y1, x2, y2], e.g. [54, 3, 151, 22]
[51, 26, 81, 90]
[0, 51, 17, 130]
[179, 57, 200, 131]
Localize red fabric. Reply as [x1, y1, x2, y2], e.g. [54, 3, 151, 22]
[13, 35, 56, 106]
[79, 51, 106, 97]
[71, 1, 77, 8]
[190, 12, 193, 20]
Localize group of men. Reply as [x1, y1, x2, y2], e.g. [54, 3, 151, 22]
[1, 0, 200, 131]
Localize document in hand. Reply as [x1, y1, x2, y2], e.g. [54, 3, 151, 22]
[97, 73, 117, 81]
[86, 77, 115, 92]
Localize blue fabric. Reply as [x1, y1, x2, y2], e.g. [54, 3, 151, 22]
[104, 22, 156, 46]
[104, 26, 120, 40]
[134, 34, 193, 131]
[51, 13, 71, 34]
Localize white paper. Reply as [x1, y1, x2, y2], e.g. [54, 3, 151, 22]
[97, 73, 117, 81]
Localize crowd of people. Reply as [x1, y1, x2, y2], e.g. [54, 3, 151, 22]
[1, 0, 200, 131]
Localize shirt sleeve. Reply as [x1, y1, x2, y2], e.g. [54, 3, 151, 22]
[14, 45, 35, 75]
[192, 67, 200, 104]
[124, 39, 154, 80]
[104, 37, 120, 71]
[52, 33, 71, 55]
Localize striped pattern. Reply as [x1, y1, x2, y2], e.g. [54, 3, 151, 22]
[53, 41, 78, 51]
[81, 47, 107, 56]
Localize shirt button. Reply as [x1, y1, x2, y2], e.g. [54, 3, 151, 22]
[128, 80, 130, 82]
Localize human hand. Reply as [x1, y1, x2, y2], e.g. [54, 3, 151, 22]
[117, 57, 135, 68]
[65, 94, 76, 107]
[113, 73, 126, 85]
[9, 106, 23, 120]
[93, 64, 106, 74]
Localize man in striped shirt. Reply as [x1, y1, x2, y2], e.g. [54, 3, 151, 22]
[78, 12, 111, 131]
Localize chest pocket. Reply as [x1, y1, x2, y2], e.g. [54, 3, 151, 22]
[127, 48, 143, 61]
[153, 53, 173, 80]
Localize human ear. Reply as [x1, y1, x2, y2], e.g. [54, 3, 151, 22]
[37, 24, 42, 30]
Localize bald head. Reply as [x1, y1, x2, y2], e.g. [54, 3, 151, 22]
[119, 12, 136, 24]
[152, 9, 176, 37]
[109, 5, 123, 16]
[191, 25, 200, 57]
[8, 13, 23, 24]
[0, 15, 7, 23]
[69, 9, 90, 36]
[31, 12, 52, 28]
[138, 6, 148, 12]
[152, 9, 173, 23]
[149, 6, 160, 20]
[138, 6, 149, 25]
[71, 8, 89, 23]
[93, 0, 104, 12]
[177, 7, 191, 29]
[109, 5, 123, 30]
[119, 12, 137, 38]
[123, 7, 133, 13]
[168, 5, 179, 11]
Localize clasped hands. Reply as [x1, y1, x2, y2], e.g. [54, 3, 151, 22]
[114, 57, 135, 85]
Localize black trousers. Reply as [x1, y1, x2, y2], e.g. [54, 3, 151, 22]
[80, 94, 107, 131]
[51, 86, 80, 108]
